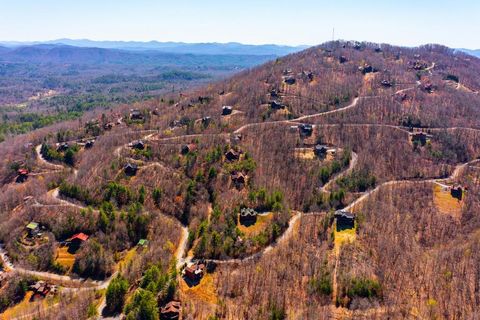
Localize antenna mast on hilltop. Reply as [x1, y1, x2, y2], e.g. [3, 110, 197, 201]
[332, 27, 335, 42]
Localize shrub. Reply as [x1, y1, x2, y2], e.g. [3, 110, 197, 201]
[124, 289, 159, 320]
[346, 277, 381, 299]
[106, 276, 129, 314]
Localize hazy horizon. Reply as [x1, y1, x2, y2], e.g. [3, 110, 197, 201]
[1, 0, 479, 49]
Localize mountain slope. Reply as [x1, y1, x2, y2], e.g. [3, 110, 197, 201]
[1, 41, 480, 319]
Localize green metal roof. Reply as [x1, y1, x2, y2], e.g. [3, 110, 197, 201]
[137, 239, 148, 246]
[26, 222, 39, 230]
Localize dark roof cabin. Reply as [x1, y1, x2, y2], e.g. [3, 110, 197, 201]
[169, 120, 182, 128]
[302, 71, 314, 82]
[359, 64, 376, 74]
[184, 262, 205, 282]
[198, 96, 210, 104]
[283, 76, 296, 85]
[353, 42, 363, 50]
[30, 281, 56, 298]
[411, 132, 430, 146]
[85, 140, 95, 149]
[201, 116, 211, 127]
[381, 80, 393, 87]
[131, 140, 145, 150]
[270, 100, 286, 110]
[124, 163, 138, 176]
[181, 144, 197, 155]
[225, 149, 240, 161]
[160, 301, 181, 320]
[299, 124, 313, 137]
[57, 143, 69, 152]
[334, 210, 355, 231]
[314, 145, 328, 158]
[339, 56, 348, 64]
[450, 185, 463, 201]
[222, 106, 233, 115]
[411, 60, 428, 71]
[239, 208, 257, 218]
[130, 109, 144, 120]
[231, 172, 247, 188]
[270, 89, 279, 98]
[103, 122, 114, 130]
[421, 81, 434, 93]
[239, 208, 257, 225]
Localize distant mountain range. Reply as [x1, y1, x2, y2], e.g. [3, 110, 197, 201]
[0, 44, 281, 67]
[459, 48, 480, 58]
[0, 39, 308, 56]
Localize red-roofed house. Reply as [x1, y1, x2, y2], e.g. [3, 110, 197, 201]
[66, 233, 89, 252]
[68, 233, 89, 242]
[17, 169, 29, 183]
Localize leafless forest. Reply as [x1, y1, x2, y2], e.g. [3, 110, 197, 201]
[1, 41, 480, 319]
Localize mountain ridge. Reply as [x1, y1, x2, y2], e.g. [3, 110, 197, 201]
[0, 39, 308, 56]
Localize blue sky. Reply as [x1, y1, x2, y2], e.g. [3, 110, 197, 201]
[1, 0, 479, 48]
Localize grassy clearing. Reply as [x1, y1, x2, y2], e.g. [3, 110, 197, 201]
[0, 291, 54, 320]
[180, 273, 217, 305]
[237, 213, 274, 237]
[433, 184, 462, 219]
[294, 148, 315, 160]
[55, 246, 75, 272]
[334, 223, 356, 256]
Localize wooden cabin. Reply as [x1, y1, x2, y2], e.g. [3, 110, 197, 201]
[131, 140, 145, 150]
[124, 163, 138, 176]
[160, 301, 181, 320]
[450, 185, 463, 201]
[314, 145, 328, 158]
[334, 210, 355, 231]
[26, 222, 40, 238]
[181, 144, 197, 155]
[299, 124, 313, 137]
[270, 100, 286, 110]
[222, 106, 233, 115]
[225, 149, 240, 161]
[17, 168, 29, 183]
[283, 76, 296, 85]
[184, 262, 205, 282]
[231, 172, 247, 188]
[130, 109, 144, 121]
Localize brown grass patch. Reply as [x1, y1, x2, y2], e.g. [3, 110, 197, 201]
[55, 246, 75, 272]
[180, 273, 217, 305]
[294, 148, 315, 160]
[237, 213, 274, 237]
[433, 184, 463, 219]
[0, 291, 43, 319]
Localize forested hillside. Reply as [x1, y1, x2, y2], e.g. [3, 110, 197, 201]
[0, 44, 277, 142]
[1, 41, 480, 319]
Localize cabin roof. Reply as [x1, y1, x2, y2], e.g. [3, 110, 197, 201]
[334, 210, 355, 220]
[26, 222, 39, 230]
[138, 239, 148, 246]
[68, 232, 89, 242]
